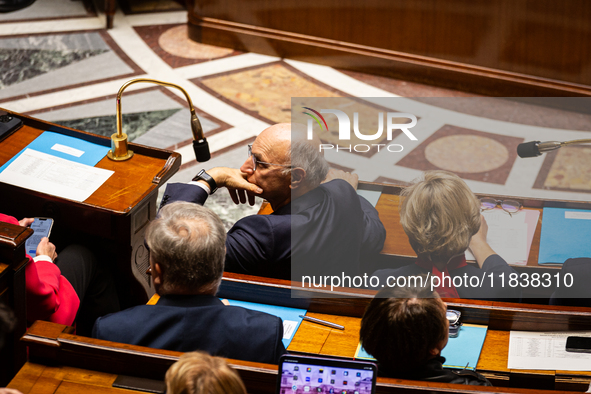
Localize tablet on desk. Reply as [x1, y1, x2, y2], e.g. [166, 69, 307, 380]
[277, 354, 377, 394]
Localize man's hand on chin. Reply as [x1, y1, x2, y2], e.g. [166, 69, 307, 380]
[208, 167, 263, 206]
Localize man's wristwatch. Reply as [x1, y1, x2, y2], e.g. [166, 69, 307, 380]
[192, 169, 218, 194]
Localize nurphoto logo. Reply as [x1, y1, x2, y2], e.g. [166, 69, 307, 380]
[303, 106, 418, 153]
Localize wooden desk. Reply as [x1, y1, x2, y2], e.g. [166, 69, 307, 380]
[11, 320, 587, 394]
[0, 108, 180, 308]
[354, 182, 591, 299]
[0, 221, 32, 385]
[218, 272, 591, 391]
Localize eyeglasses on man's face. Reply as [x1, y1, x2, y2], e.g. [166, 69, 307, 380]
[247, 144, 292, 172]
[479, 197, 522, 216]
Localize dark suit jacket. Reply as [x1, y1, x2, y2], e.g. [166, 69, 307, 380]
[160, 180, 386, 279]
[550, 257, 591, 307]
[92, 294, 286, 364]
[373, 254, 522, 301]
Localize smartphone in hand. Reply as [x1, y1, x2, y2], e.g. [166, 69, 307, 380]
[25, 217, 54, 257]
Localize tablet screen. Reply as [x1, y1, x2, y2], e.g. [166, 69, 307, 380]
[277, 355, 376, 394]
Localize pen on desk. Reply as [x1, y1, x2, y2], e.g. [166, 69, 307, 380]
[299, 315, 344, 330]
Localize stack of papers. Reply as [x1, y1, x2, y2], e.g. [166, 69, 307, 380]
[466, 209, 539, 266]
[509, 331, 591, 371]
[0, 132, 113, 202]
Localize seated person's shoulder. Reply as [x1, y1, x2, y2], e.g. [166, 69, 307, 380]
[322, 178, 356, 193]
[446, 368, 491, 386]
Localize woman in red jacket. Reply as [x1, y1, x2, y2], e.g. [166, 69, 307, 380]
[0, 213, 119, 335]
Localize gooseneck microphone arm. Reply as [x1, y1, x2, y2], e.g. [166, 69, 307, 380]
[517, 139, 591, 158]
[107, 78, 211, 162]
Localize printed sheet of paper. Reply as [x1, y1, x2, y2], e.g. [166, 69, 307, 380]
[466, 209, 539, 265]
[508, 331, 591, 371]
[0, 148, 113, 202]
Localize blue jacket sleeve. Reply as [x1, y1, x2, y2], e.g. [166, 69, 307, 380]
[481, 254, 522, 301]
[358, 195, 386, 255]
[159, 183, 209, 209]
[224, 214, 291, 278]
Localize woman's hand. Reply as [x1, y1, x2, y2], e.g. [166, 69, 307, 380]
[36, 237, 57, 262]
[468, 215, 496, 268]
[18, 217, 34, 227]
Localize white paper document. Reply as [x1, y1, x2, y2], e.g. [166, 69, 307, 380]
[0, 148, 114, 202]
[283, 320, 298, 339]
[508, 331, 591, 371]
[465, 209, 528, 264]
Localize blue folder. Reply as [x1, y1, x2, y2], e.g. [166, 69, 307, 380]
[355, 324, 488, 371]
[538, 207, 591, 265]
[0, 131, 110, 172]
[225, 299, 307, 348]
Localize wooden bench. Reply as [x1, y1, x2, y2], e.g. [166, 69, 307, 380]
[0, 220, 32, 385]
[218, 272, 591, 391]
[9, 320, 589, 394]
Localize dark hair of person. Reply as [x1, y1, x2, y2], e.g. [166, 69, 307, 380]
[359, 284, 448, 372]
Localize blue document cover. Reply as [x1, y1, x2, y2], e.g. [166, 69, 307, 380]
[0, 131, 110, 172]
[225, 299, 307, 348]
[355, 324, 488, 371]
[441, 324, 487, 370]
[538, 207, 591, 265]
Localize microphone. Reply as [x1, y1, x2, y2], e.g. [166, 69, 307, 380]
[517, 139, 591, 158]
[517, 141, 561, 158]
[109, 78, 211, 162]
[190, 112, 210, 162]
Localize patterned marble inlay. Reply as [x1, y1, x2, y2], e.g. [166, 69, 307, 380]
[0, 49, 108, 88]
[197, 62, 340, 124]
[0, 0, 93, 21]
[424, 135, 509, 173]
[159, 25, 233, 60]
[56, 109, 181, 141]
[0, 32, 139, 101]
[543, 147, 591, 191]
[397, 125, 522, 184]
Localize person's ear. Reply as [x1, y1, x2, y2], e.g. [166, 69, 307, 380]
[290, 168, 306, 189]
[429, 336, 448, 357]
[153, 262, 163, 288]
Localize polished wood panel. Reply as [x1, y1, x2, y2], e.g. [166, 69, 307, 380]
[0, 222, 32, 386]
[219, 272, 591, 331]
[187, 0, 591, 97]
[13, 320, 591, 393]
[0, 115, 178, 215]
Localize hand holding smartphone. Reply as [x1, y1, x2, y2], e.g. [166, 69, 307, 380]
[25, 217, 54, 258]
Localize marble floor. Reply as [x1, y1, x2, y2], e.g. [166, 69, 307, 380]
[1, 0, 590, 224]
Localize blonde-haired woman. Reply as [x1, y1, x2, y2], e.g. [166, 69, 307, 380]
[165, 352, 247, 394]
[373, 170, 520, 300]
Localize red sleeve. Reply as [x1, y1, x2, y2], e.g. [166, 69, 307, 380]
[0, 213, 20, 226]
[24, 257, 79, 326]
[0, 213, 79, 325]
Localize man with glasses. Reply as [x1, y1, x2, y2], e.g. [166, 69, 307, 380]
[159, 123, 386, 280]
